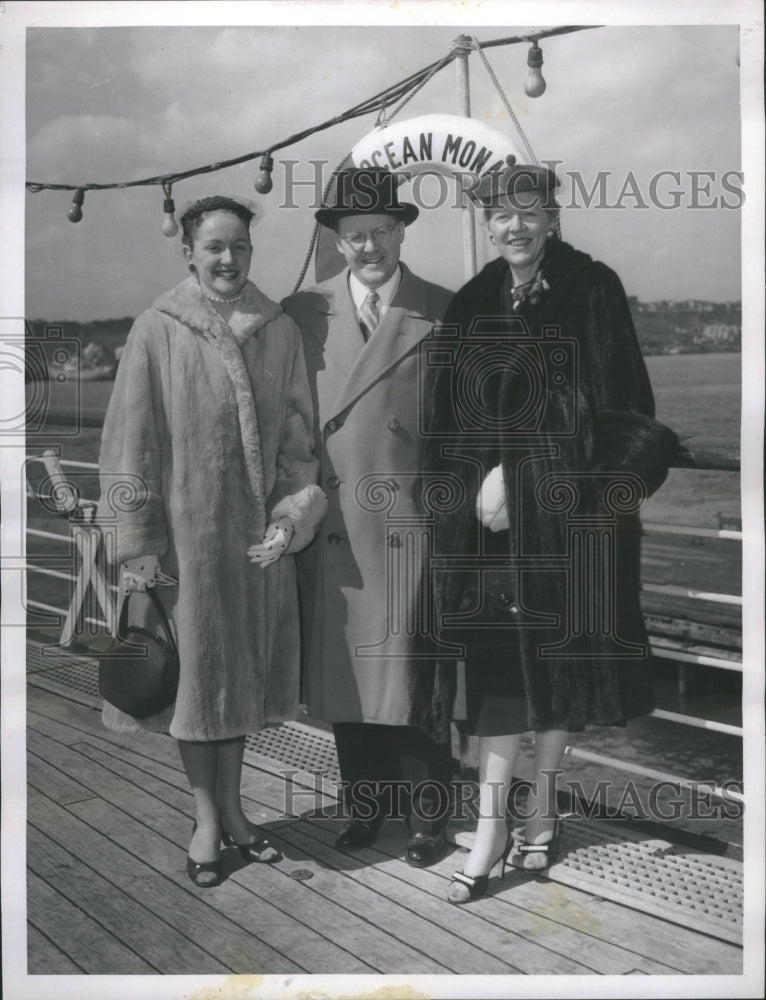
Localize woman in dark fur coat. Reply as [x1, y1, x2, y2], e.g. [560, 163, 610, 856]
[414, 163, 678, 903]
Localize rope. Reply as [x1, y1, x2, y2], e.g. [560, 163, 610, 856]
[377, 49, 456, 127]
[26, 27, 596, 198]
[472, 38, 538, 165]
[290, 151, 352, 294]
[472, 37, 562, 239]
[26, 54, 454, 196]
[290, 48, 457, 293]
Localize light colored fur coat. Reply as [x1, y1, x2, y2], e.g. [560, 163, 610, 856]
[98, 277, 327, 740]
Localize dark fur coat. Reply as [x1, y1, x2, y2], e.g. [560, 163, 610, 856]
[409, 239, 678, 741]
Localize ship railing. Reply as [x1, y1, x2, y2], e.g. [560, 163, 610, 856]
[25, 436, 743, 805]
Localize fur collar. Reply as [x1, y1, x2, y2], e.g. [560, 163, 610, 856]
[456, 239, 595, 318]
[152, 275, 272, 539]
[153, 276, 283, 346]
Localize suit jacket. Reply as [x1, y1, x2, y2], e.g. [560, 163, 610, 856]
[282, 264, 453, 725]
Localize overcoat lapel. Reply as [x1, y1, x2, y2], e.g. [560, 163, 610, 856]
[326, 264, 434, 421]
[153, 276, 279, 539]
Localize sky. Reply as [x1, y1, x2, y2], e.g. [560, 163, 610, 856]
[16, 15, 746, 321]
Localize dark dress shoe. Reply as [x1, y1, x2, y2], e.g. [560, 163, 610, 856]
[406, 830, 447, 868]
[186, 856, 223, 888]
[334, 819, 380, 850]
[222, 829, 281, 864]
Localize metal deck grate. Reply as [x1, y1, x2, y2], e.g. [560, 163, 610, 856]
[245, 724, 341, 785]
[519, 818, 742, 945]
[27, 642, 102, 698]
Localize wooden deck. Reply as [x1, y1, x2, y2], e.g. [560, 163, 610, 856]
[26, 682, 743, 978]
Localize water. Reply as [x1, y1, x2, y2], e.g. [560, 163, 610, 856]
[642, 353, 740, 528]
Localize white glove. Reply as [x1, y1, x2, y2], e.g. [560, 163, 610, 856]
[476, 464, 509, 532]
[121, 554, 161, 593]
[248, 518, 296, 568]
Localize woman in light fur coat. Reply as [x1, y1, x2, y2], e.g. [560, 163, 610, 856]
[98, 196, 327, 888]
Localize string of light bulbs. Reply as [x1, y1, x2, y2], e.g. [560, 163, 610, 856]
[26, 26, 597, 233]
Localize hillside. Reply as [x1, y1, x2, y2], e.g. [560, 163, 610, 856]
[26, 300, 741, 362]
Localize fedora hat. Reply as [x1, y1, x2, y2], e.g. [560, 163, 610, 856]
[315, 168, 419, 228]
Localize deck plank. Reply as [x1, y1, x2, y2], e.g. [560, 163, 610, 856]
[26, 722, 396, 972]
[25, 684, 744, 977]
[27, 789, 310, 974]
[275, 819, 633, 976]
[28, 685, 310, 821]
[266, 828, 523, 975]
[27, 870, 156, 974]
[28, 818, 232, 974]
[292, 819, 681, 976]
[27, 750, 97, 806]
[73, 730, 312, 824]
[64, 795, 440, 975]
[304, 815, 742, 975]
[27, 924, 85, 975]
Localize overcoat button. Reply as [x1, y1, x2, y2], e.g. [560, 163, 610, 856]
[388, 533, 402, 548]
[327, 476, 340, 489]
[387, 417, 400, 431]
[327, 419, 339, 433]
[327, 533, 343, 546]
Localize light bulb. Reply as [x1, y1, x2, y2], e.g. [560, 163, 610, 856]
[162, 197, 179, 237]
[68, 188, 85, 223]
[254, 154, 274, 194]
[524, 43, 546, 98]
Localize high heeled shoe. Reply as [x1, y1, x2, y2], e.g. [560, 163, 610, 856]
[510, 818, 560, 872]
[222, 827, 281, 864]
[186, 822, 223, 888]
[447, 828, 513, 905]
[186, 856, 223, 888]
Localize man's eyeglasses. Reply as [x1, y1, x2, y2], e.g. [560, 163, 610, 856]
[339, 224, 400, 251]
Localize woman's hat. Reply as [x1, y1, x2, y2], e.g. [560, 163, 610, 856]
[177, 195, 264, 230]
[474, 158, 560, 209]
[315, 168, 419, 228]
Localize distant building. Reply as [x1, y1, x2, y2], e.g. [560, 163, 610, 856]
[697, 323, 740, 344]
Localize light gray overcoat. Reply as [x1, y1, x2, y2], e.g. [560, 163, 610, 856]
[282, 264, 452, 725]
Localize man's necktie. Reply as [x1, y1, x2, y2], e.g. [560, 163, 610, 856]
[359, 290, 380, 340]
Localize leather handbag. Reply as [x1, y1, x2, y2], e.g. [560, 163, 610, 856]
[98, 586, 179, 718]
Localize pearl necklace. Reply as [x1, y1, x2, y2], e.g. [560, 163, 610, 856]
[202, 288, 244, 303]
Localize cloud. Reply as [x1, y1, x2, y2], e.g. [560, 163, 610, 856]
[20, 24, 744, 320]
[27, 115, 156, 182]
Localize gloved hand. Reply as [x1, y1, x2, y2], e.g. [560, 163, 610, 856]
[121, 554, 161, 593]
[247, 518, 296, 568]
[475, 464, 510, 532]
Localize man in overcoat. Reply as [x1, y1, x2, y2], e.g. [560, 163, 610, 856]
[282, 168, 454, 866]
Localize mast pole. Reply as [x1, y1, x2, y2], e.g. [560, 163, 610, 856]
[454, 34, 477, 280]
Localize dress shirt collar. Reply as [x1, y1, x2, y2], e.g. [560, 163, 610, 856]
[348, 265, 402, 317]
